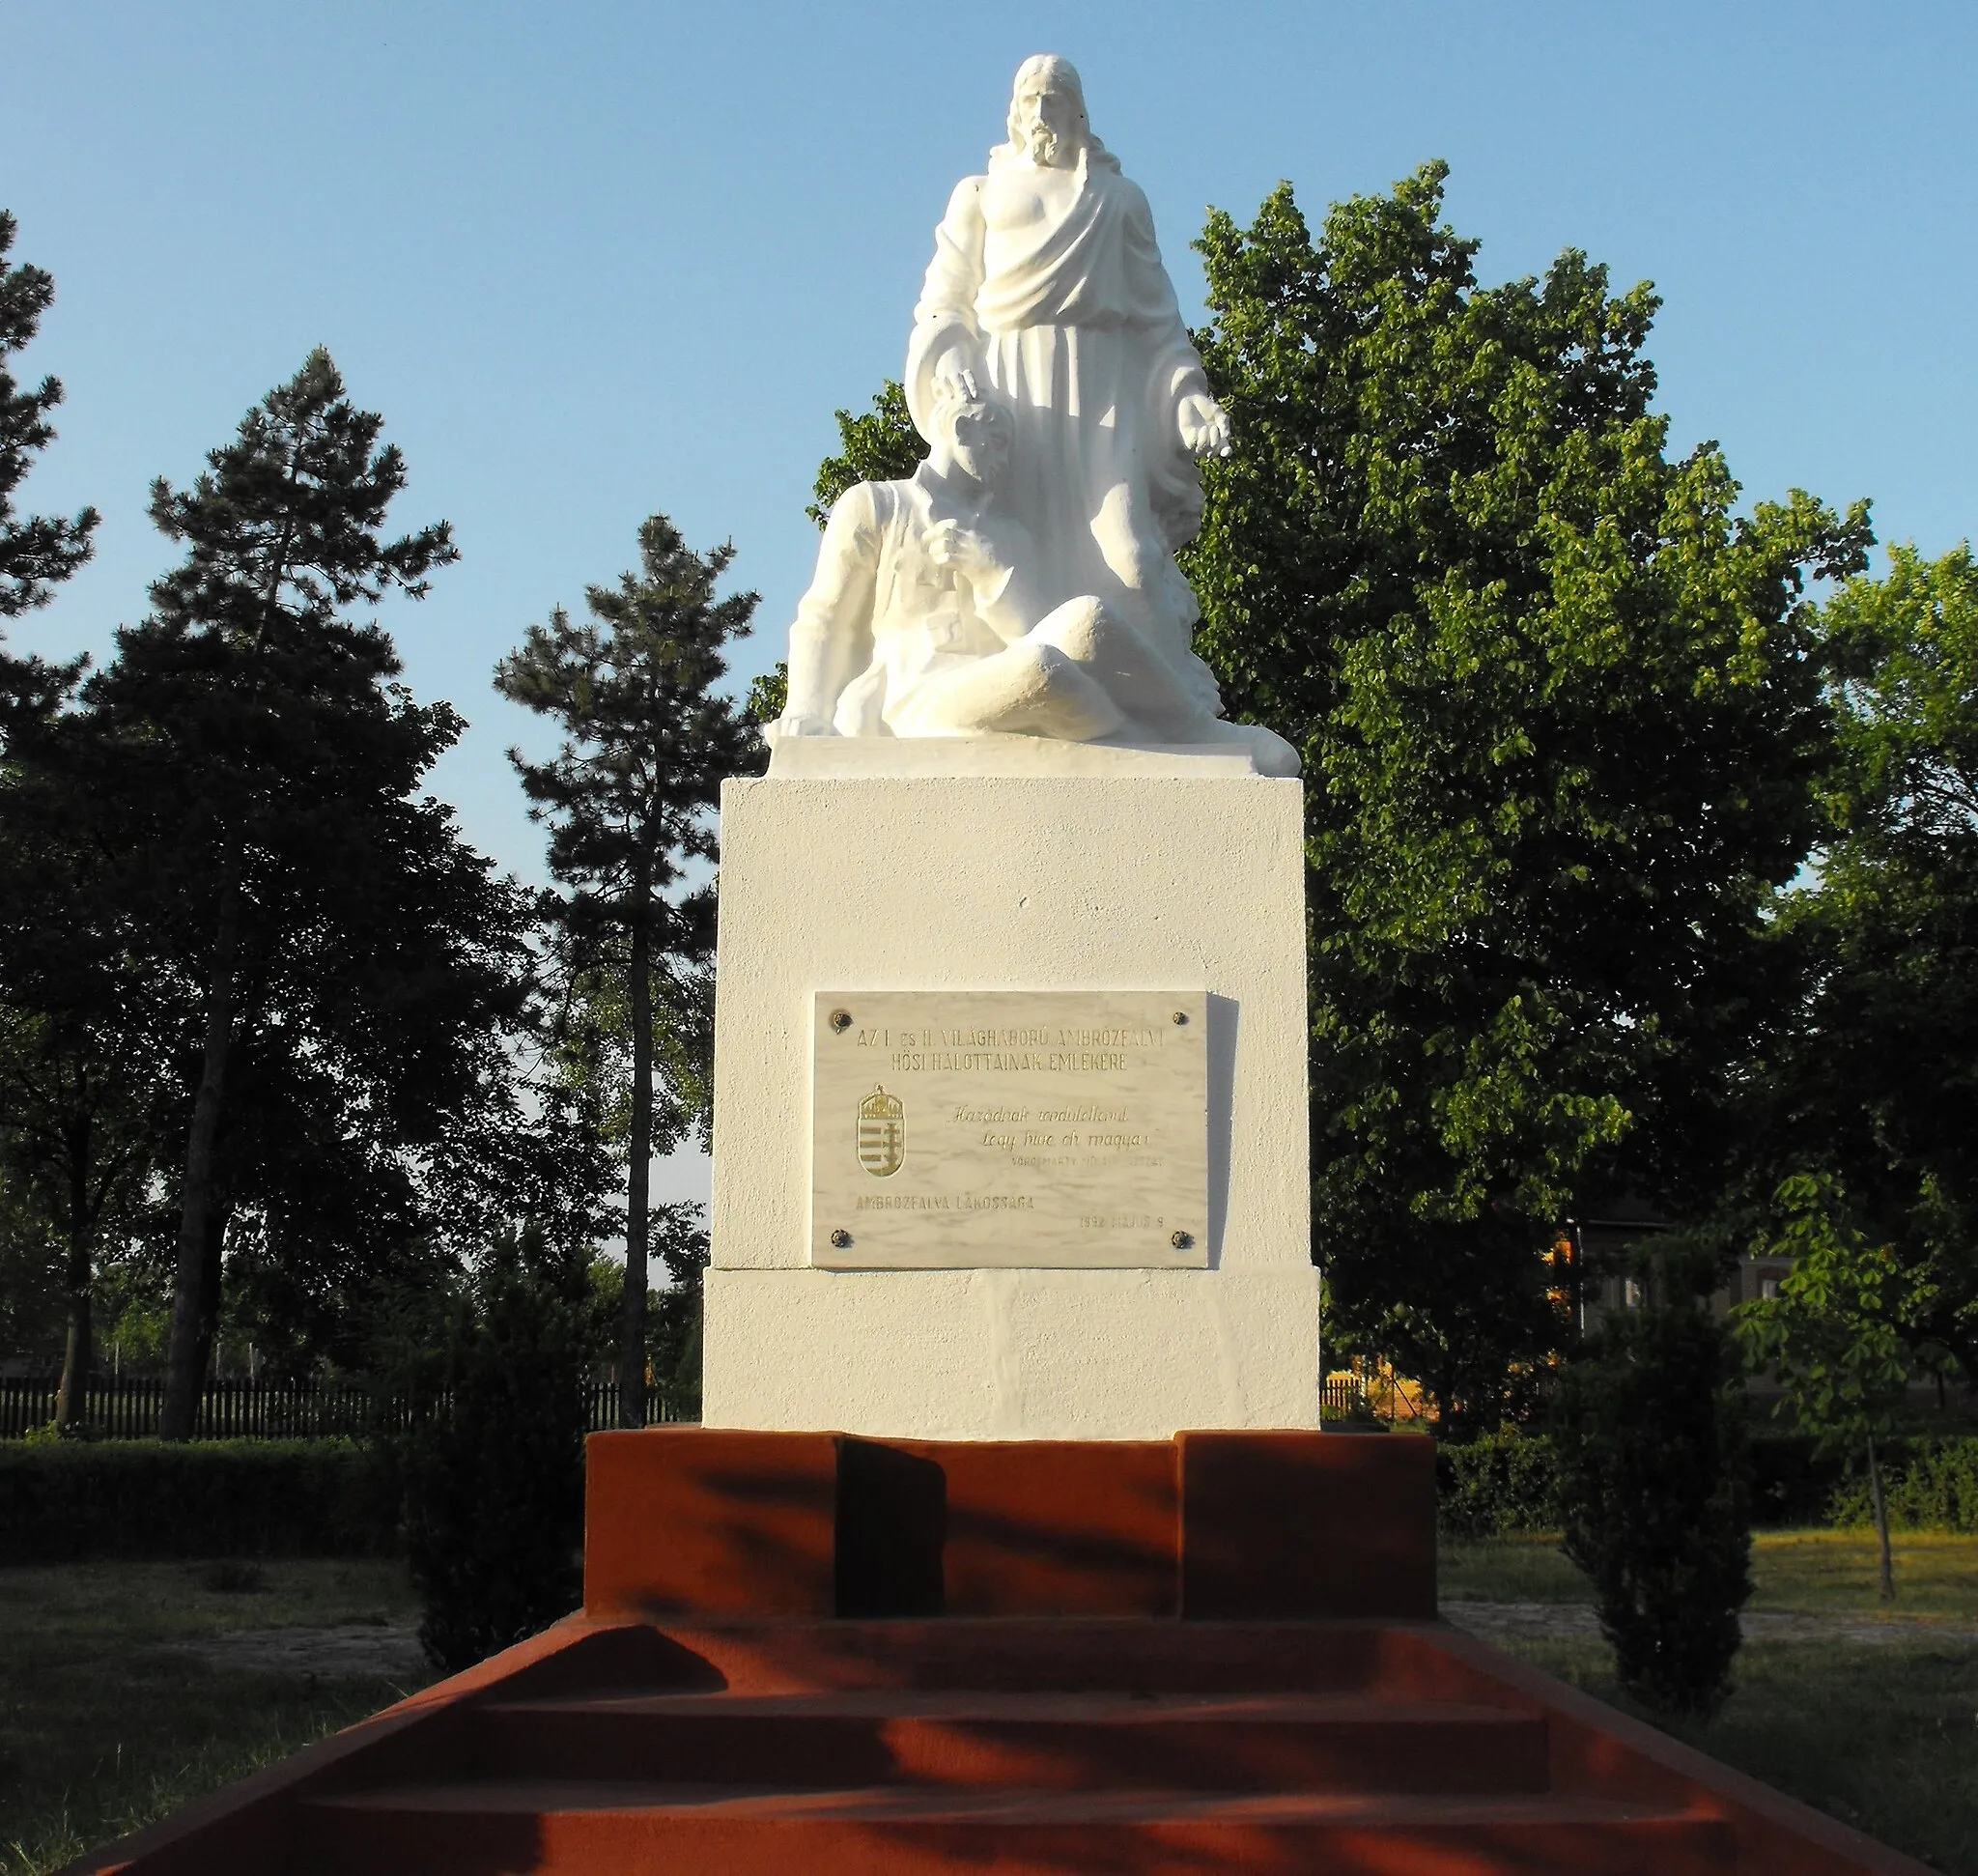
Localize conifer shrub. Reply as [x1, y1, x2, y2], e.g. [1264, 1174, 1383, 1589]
[400, 1231, 589, 1672]
[1553, 1301, 1752, 1716]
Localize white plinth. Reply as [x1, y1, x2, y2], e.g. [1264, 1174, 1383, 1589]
[701, 767, 1319, 1439]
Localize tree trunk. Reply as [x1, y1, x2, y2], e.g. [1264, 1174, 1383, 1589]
[160, 853, 241, 1440]
[54, 1127, 94, 1434]
[619, 888, 654, 1430]
[1867, 1432, 1895, 1603]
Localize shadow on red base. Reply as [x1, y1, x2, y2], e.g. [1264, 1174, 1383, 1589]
[584, 1427, 1437, 1621]
[62, 1428, 1931, 1876]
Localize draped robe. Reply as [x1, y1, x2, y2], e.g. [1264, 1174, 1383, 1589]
[907, 140, 1219, 693]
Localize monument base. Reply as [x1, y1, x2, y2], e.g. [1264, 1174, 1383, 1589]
[705, 766, 1318, 1439]
[584, 1426, 1436, 1621]
[704, 1265, 1321, 1438]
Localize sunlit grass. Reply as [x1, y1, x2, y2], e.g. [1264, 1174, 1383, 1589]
[1441, 1527, 1978, 1617]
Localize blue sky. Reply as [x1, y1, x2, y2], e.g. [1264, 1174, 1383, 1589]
[8, 1, 1976, 1196]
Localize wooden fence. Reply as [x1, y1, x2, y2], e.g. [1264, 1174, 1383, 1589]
[0, 1376, 689, 1440]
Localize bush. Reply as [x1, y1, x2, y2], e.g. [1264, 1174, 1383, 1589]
[1829, 1436, 1978, 1532]
[1436, 1431, 1561, 1539]
[1554, 1303, 1752, 1717]
[0, 1438, 399, 1562]
[401, 1231, 588, 1672]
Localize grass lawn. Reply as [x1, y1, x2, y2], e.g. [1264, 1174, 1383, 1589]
[0, 1559, 433, 1876]
[1441, 1529, 1978, 1874]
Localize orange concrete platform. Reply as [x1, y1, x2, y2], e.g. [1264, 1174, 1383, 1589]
[65, 1429, 1933, 1875]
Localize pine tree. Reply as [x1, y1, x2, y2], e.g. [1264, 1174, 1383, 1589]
[85, 349, 489, 1437]
[0, 211, 98, 733]
[0, 211, 97, 629]
[495, 515, 754, 1427]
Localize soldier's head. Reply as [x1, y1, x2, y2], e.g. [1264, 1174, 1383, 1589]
[1006, 54, 1088, 169]
[930, 378, 1012, 491]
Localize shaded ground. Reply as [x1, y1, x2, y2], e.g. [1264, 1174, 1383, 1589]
[0, 1559, 433, 1876]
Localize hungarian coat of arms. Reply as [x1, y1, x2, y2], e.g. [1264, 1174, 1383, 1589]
[857, 1085, 905, 1178]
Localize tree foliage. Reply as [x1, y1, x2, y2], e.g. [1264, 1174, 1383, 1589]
[807, 380, 926, 528]
[1741, 547, 1978, 1371]
[1183, 166, 1871, 1422]
[495, 515, 753, 1427]
[0, 212, 97, 631]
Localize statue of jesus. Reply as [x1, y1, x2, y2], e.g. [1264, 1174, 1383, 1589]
[906, 55, 1230, 675]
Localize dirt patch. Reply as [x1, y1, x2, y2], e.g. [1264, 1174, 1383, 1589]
[1445, 1600, 1978, 1648]
[164, 1623, 426, 1679]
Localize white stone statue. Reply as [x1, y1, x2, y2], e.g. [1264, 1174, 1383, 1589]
[775, 55, 1297, 778]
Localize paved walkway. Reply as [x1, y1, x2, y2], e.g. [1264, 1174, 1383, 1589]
[170, 1622, 427, 1678]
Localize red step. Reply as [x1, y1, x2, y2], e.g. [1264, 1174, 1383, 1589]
[300, 1779, 1736, 1876]
[472, 1688, 1552, 1792]
[622, 1616, 1479, 1696]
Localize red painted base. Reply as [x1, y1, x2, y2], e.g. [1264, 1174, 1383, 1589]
[64, 1429, 1930, 1876]
[583, 1427, 1437, 1621]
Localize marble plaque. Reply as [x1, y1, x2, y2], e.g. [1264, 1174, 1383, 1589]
[809, 989, 1207, 1269]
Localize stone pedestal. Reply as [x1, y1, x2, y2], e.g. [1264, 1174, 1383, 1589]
[701, 753, 1319, 1439]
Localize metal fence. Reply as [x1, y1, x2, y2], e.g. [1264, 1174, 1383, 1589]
[0, 1375, 690, 1440]
[1321, 1378, 1361, 1419]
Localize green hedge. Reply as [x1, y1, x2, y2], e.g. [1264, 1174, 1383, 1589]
[1436, 1432, 1562, 1539]
[1434, 1428, 1977, 1538]
[0, 1438, 402, 1563]
[1829, 1436, 1978, 1533]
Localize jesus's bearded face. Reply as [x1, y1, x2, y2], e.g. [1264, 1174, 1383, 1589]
[1012, 81, 1082, 168]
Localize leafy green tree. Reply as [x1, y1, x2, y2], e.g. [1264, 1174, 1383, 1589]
[0, 212, 97, 646]
[495, 515, 754, 1427]
[82, 350, 541, 1435]
[1736, 1173, 1953, 1600]
[746, 666, 788, 728]
[1185, 167, 1870, 1425]
[1738, 546, 1978, 1384]
[806, 380, 926, 527]
[1554, 1293, 1752, 1714]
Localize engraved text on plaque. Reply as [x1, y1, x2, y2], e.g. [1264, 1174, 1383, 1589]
[810, 989, 1208, 1268]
